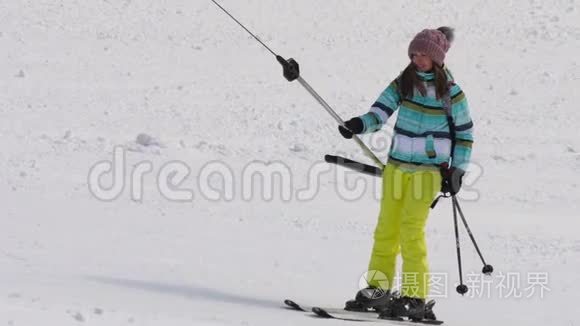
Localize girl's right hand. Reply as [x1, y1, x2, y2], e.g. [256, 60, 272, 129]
[338, 117, 363, 139]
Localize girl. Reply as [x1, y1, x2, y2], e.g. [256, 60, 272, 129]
[340, 27, 474, 321]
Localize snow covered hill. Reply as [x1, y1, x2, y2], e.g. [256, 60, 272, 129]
[1, 0, 579, 325]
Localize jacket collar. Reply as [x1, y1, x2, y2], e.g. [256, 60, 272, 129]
[416, 70, 435, 81]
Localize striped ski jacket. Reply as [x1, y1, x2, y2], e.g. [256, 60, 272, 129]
[358, 70, 474, 171]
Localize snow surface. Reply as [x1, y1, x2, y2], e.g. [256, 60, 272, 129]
[1, 0, 579, 325]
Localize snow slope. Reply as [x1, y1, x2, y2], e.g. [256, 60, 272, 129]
[1, 0, 579, 325]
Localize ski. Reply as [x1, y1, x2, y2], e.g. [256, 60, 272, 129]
[284, 299, 374, 316]
[311, 306, 444, 325]
[283, 299, 311, 312]
[284, 299, 444, 325]
[311, 306, 379, 322]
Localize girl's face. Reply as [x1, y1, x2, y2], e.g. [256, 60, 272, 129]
[411, 52, 433, 72]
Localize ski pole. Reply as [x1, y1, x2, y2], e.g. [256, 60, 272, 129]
[452, 196, 494, 275]
[210, 0, 385, 170]
[452, 195, 469, 295]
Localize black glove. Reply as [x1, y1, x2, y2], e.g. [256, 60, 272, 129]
[440, 166, 465, 196]
[338, 117, 364, 139]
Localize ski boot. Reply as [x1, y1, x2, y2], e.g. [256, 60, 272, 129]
[424, 300, 437, 321]
[344, 287, 393, 312]
[378, 295, 438, 322]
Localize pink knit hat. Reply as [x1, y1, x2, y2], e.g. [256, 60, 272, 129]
[408, 27, 454, 66]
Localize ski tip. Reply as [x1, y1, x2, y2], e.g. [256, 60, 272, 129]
[283, 299, 302, 311]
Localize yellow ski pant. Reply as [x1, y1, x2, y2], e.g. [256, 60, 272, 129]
[367, 163, 441, 299]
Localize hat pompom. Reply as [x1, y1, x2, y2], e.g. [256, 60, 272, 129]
[437, 26, 455, 43]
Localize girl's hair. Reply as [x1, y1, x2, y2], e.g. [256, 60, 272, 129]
[399, 62, 450, 100]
